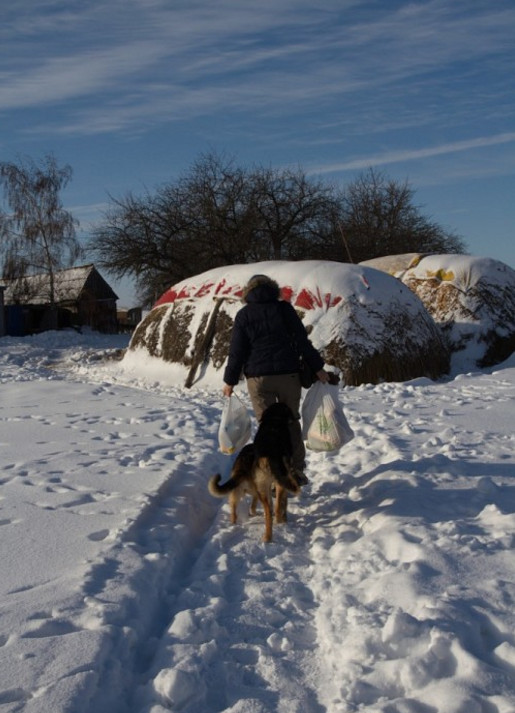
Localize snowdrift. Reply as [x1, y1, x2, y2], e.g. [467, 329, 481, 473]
[364, 254, 515, 369]
[128, 260, 450, 386]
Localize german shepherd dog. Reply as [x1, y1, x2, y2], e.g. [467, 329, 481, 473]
[209, 403, 300, 542]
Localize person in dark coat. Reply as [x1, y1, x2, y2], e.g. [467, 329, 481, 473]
[223, 274, 329, 485]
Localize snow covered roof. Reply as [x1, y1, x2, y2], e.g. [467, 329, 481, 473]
[2, 264, 118, 305]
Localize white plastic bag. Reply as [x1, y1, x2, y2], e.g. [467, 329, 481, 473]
[218, 394, 252, 454]
[302, 382, 354, 452]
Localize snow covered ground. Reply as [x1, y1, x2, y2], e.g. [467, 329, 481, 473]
[1, 329, 515, 713]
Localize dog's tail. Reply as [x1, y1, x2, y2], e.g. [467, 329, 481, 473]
[208, 474, 239, 497]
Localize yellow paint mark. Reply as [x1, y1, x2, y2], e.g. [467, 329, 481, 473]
[426, 269, 455, 281]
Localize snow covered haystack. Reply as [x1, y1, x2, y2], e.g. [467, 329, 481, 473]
[360, 252, 428, 276]
[127, 260, 450, 386]
[397, 255, 515, 369]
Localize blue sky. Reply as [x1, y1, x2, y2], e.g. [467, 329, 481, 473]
[1, 0, 514, 306]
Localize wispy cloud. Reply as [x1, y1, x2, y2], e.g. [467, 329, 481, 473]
[0, 41, 166, 110]
[310, 133, 515, 174]
[2, 0, 515, 217]
[2, 1, 512, 268]
[1, 0, 514, 136]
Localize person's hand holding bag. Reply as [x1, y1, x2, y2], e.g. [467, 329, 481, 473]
[218, 393, 251, 454]
[302, 382, 354, 452]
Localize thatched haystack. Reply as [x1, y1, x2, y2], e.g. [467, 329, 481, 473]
[395, 255, 515, 369]
[128, 260, 450, 386]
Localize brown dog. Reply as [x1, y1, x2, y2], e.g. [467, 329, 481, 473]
[209, 403, 300, 542]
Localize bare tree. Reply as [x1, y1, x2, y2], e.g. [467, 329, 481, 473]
[90, 154, 257, 305]
[178, 152, 258, 266]
[88, 156, 467, 307]
[249, 165, 340, 261]
[0, 154, 82, 314]
[90, 188, 196, 306]
[340, 168, 466, 263]
[89, 152, 342, 306]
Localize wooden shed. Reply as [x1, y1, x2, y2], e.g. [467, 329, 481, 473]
[2, 264, 119, 335]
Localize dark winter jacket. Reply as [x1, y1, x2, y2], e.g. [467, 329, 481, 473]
[223, 276, 325, 386]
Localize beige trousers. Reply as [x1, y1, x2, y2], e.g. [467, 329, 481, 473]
[246, 373, 305, 472]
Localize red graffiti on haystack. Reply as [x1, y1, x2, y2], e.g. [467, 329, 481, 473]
[154, 281, 341, 310]
[293, 287, 342, 310]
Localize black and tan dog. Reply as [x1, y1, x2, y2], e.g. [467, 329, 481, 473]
[209, 403, 300, 542]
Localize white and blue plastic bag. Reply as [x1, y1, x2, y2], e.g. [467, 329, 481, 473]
[302, 382, 354, 452]
[218, 393, 252, 454]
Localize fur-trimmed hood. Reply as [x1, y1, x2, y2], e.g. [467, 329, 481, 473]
[242, 274, 280, 303]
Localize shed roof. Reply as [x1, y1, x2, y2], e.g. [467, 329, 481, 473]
[2, 264, 118, 305]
